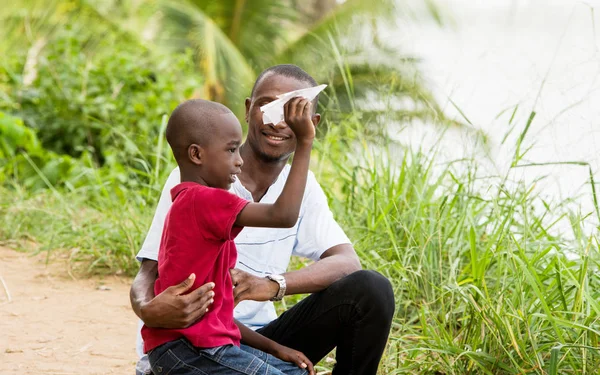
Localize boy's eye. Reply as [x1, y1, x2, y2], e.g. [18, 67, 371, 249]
[229, 148, 236, 153]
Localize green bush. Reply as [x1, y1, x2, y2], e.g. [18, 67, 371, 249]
[0, 110, 81, 190]
[1, 24, 200, 185]
[0, 111, 39, 157]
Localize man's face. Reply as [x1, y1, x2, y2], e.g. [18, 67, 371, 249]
[245, 74, 318, 162]
[200, 113, 244, 190]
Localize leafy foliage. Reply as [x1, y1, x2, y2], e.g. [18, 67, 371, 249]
[2, 24, 200, 164]
[0, 13, 199, 196]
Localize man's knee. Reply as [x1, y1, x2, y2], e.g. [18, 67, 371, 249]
[341, 270, 395, 320]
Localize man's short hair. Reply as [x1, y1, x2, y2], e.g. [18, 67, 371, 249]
[251, 64, 318, 99]
[166, 99, 232, 161]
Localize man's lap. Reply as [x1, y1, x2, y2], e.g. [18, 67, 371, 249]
[146, 338, 306, 375]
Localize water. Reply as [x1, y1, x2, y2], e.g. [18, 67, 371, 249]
[389, 0, 600, 229]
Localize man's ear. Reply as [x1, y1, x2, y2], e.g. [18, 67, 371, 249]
[245, 98, 251, 124]
[311, 113, 321, 128]
[188, 144, 204, 165]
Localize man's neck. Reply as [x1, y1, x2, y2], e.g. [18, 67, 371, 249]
[238, 143, 289, 202]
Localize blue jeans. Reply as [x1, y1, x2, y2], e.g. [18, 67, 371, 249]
[147, 338, 308, 375]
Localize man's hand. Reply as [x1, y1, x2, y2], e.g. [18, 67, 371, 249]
[230, 269, 279, 305]
[272, 344, 315, 375]
[140, 273, 215, 329]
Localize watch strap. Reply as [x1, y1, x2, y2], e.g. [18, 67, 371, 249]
[266, 274, 286, 301]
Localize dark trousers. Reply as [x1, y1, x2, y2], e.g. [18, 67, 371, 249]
[256, 270, 395, 375]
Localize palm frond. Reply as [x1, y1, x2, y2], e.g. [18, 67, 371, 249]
[157, 0, 256, 112]
[183, 0, 299, 68]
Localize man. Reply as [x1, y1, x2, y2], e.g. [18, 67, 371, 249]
[130, 64, 395, 375]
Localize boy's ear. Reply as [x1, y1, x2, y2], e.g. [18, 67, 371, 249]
[188, 144, 204, 165]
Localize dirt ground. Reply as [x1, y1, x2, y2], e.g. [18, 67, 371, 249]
[0, 246, 137, 375]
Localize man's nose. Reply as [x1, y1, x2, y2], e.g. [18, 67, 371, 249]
[269, 120, 288, 130]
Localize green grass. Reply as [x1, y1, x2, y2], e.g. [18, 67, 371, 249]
[306, 115, 600, 373]
[0, 181, 156, 274]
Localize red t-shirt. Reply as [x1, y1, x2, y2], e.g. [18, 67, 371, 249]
[141, 182, 249, 353]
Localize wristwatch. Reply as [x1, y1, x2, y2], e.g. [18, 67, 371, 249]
[265, 274, 286, 301]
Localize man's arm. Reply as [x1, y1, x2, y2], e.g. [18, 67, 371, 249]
[130, 259, 159, 320]
[231, 244, 361, 303]
[284, 243, 361, 294]
[130, 259, 215, 328]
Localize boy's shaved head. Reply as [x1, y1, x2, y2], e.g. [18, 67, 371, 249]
[166, 99, 233, 162]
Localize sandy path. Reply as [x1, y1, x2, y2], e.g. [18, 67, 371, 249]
[0, 246, 137, 375]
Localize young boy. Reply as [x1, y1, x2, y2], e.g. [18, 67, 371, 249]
[141, 97, 316, 375]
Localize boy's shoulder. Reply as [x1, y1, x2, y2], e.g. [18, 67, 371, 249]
[171, 181, 205, 202]
[171, 182, 244, 209]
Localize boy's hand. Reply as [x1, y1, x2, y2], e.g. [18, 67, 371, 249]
[283, 97, 315, 142]
[272, 345, 315, 375]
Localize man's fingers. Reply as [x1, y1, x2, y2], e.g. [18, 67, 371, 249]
[179, 282, 215, 326]
[229, 268, 244, 286]
[185, 304, 207, 327]
[199, 294, 214, 314]
[182, 282, 215, 307]
[195, 282, 215, 296]
[169, 273, 196, 295]
[233, 283, 248, 303]
[196, 286, 215, 307]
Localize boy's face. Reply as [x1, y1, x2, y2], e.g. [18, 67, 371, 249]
[200, 113, 244, 190]
[245, 74, 320, 162]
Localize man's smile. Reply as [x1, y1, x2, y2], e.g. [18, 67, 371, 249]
[261, 130, 291, 144]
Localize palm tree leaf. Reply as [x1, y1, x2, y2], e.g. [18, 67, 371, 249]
[157, 0, 256, 111]
[164, 0, 298, 70]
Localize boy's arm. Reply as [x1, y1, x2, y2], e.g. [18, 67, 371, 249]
[235, 98, 315, 228]
[235, 320, 314, 375]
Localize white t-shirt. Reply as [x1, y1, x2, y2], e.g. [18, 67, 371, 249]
[136, 165, 351, 357]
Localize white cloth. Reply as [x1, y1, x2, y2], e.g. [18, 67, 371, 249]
[135, 165, 351, 360]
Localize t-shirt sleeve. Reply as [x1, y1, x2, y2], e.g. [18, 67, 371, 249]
[194, 188, 250, 242]
[292, 172, 352, 261]
[136, 168, 180, 262]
